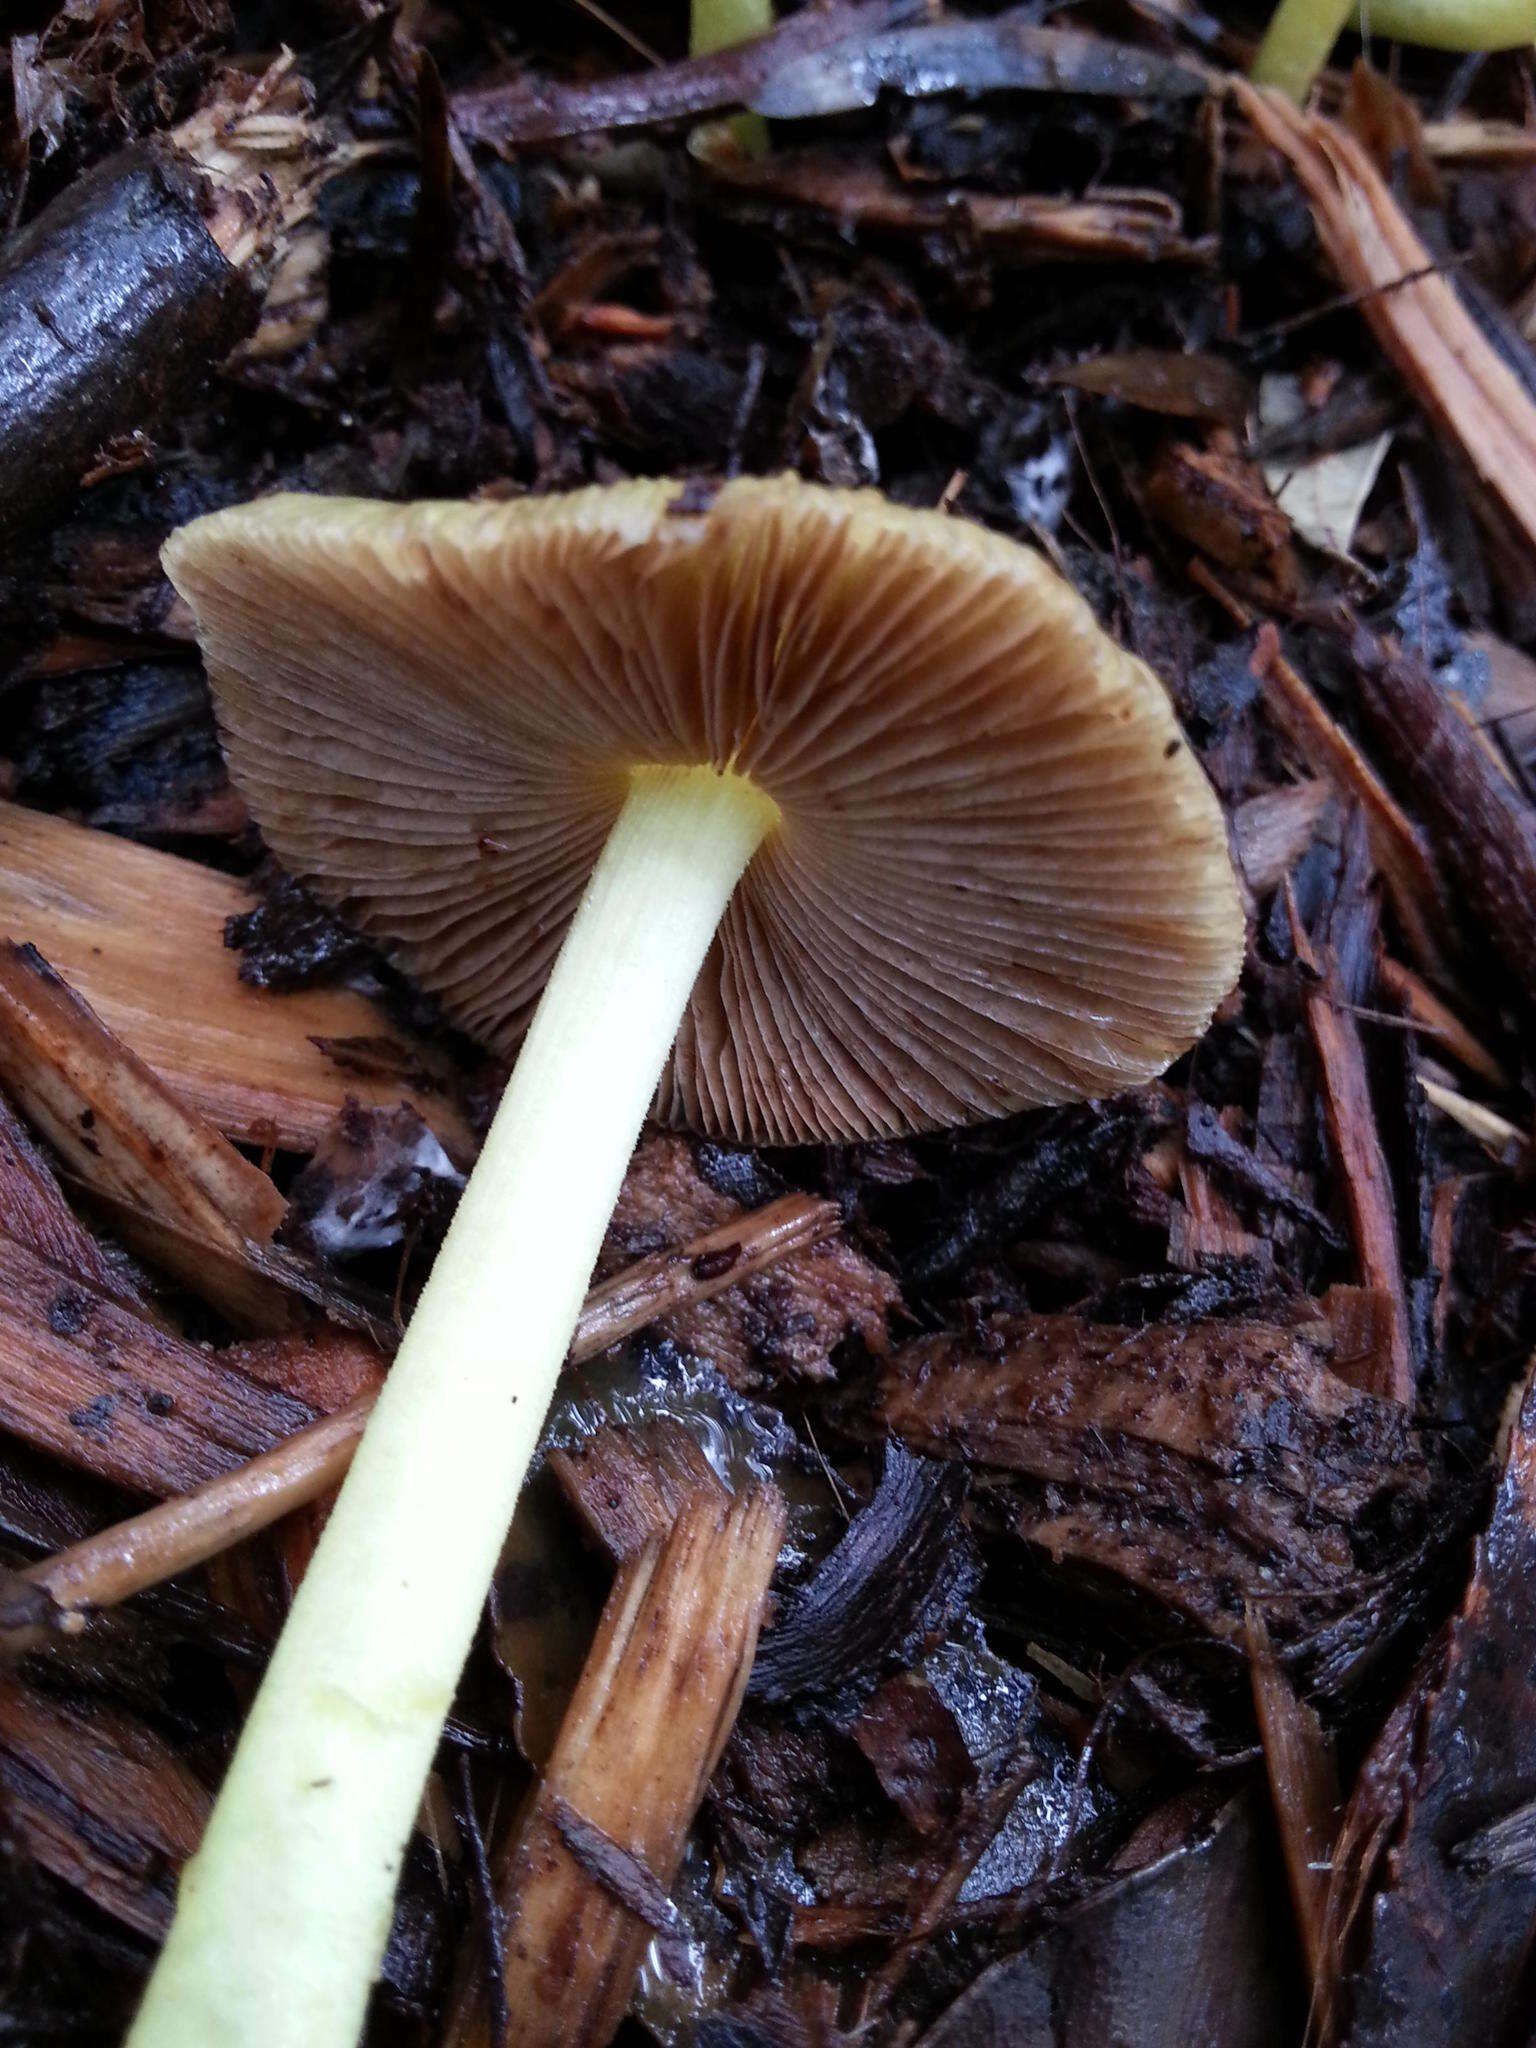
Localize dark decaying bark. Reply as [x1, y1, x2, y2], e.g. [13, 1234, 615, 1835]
[0, 150, 258, 545]
[747, 1442, 976, 1705]
[855, 1310, 1452, 1684]
[907, 1093, 1169, 1288]
[1213, 600, 1452, 982]
[1353, 630, 1536, 1013]
[1321, 1353, 1536, 2048]
[0, 1672, 209, 1940]
[918, 1793, 1296, 2048]
[598, 1133, 897, 1389]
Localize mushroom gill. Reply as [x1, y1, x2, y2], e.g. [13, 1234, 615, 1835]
[168, 475, 1243, 1143]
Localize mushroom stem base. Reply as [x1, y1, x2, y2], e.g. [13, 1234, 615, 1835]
[127, 762, 779, 2048]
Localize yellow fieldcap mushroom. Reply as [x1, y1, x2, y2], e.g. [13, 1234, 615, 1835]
[131, 475, 1244, 2048]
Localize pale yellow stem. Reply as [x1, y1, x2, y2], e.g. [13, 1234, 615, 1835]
[128, 763, 778, 2048]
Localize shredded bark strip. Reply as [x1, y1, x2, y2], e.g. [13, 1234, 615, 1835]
[0, 1087, 139, 1307]
[1247, 1607, 1340, 1999]
[1235, 81, 1536, 561]
[1293, 819, 1416, 1404]
[858, 1308, 1448, 1677]
[0, 1673, 210, 1939]
[1352, 631, 1536, 1007]
[1318, 1353, 1536, 2044]
[747, 1443, 975, 1704]
[0, 1232, 314, 1499]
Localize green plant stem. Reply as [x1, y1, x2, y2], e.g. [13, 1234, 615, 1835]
[1252, 0, 1358, 98]
[1254, 0, 1534, 100]
[690, 0, 773, 56]
[127, 763, 779, 2048]
[690, 0, 773, 157]
[1365, 0, 1535, 49]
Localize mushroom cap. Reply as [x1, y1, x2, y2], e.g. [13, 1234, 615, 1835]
[164, 475, 1244, 1145]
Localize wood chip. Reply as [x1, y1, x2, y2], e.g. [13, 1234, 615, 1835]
[0, 940, 284, 1306]
[1246, 1606, 1339, 1996]
[1252, 622, 1451, 984]
[1420, 1076, 1526, 1158]
[7, 1190, 831, 1652]
[0, 801, 468, 1151]
[1378, 955, 1509, 1091]
[599, 1135, 891, 1390]
[1421, 119, 1536, 166]
[1230, 779, 1336, 897]
[443, 1485, 785, 2048]
[1148, 439, 1302, 599]
[1290, 823, 1416, 1406]
[0, 941, 387, 1334]
[0, 1674, 210, 1939]
[547, 1418, 726, 1563]
[0, 1232, 313, 1499]
[1352, 634, 1536, 1018]
[1306, 986, 1414, 1403]
[1235, 81, 1536, 560]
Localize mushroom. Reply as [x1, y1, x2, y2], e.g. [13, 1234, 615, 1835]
[132, 475, 1244, 2046]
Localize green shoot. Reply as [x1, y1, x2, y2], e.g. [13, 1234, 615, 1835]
[691, 0, 773, 157]
[691, 0, 774, 54]
[1253, 0, 1357, 98]
[1365, 0, 1536, 48]
[1254, 0, 1535, 100]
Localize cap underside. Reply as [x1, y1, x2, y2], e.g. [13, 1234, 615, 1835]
[164, 475, 1245, 1144]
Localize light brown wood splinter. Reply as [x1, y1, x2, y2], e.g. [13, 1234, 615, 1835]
[0, 802, 468, 1151]
[443, 1484, 786, 2048]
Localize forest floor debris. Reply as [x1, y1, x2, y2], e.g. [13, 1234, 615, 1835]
[4, 4, 1536, 2043]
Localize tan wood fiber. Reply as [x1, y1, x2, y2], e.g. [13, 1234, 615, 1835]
[0, 801, 469, 1152]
